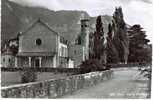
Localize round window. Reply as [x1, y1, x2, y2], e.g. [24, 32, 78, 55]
[36, 38, 42, 46]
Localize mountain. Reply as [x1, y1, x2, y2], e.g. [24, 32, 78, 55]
[1, 0, 112, 47]
[90, 15, 112, 34]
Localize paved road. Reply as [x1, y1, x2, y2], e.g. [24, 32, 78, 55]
[62, 68, 149, 99]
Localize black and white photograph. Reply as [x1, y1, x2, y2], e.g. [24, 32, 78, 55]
[0, 0, 152, 99]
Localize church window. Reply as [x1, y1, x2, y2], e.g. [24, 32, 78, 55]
[74, 50, 77, 54]
[8, 58, 11, 62]
[85, 25, 88, 27]
[3, 58, 5, 62]
[36, 38, 42, 46]
[61, 47, 64, 57]
[78, 36, 81, 45]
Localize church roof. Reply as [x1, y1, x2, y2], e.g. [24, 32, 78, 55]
[19, 18, 60, 36]
[18, 18, 69, 42]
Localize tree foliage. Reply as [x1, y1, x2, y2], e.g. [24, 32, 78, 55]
[106, 24, 119, 63]
[89, 32, 95, 59]
[112, 7, 129, 63]
[93, 16, 105, 61]
[79, 59, 108, 74]
[128, 24, 151, 63]
[85, 16, 107, 72]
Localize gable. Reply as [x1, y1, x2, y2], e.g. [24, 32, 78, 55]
[19, 20, 58, 53]
[21, 19, 59, 36]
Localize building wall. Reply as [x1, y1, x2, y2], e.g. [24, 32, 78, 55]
[17, 57, 29, 67]
[59, 57, 68, 68]
[69, 45, 85, 67]
[58, 42, 68, 57]
[19, 21, 58, 53]
[68, 59, 74, 68]
[58, 38, 69, 67]
[17, 56, 54, 67]
[41, 56, 53, 67]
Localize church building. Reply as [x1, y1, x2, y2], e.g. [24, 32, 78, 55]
[2, 18, 91, 68]
[16, 19, 71, 68]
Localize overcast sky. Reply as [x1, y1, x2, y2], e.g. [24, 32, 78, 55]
[9, 0, 153, 43]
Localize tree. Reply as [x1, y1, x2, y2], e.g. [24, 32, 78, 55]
[93, 15, 105, 62]
[81, 16, 107, 71]
[128, 24, 151, 63]
[112, 7, 129, 63]
[89, 32, 95, 59]
[106, 23, 119, 63]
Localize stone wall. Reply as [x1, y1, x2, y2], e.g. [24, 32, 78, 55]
[1, 70, 113, 98]
[69, 45, 85, 67]
[110, 63, 151, 68]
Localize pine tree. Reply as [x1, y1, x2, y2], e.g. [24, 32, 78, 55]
[128, 24, 151, 63]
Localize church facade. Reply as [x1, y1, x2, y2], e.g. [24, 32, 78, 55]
[16, 19, 70, 68]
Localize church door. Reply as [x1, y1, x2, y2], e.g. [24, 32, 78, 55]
[35, 58, 40, 68]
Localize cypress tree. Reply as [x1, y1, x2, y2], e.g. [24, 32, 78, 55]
[112, 7, 129, 63]
[93, 16, 105, 61]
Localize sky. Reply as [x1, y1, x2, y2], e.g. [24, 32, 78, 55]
[9, 0, 153, 43]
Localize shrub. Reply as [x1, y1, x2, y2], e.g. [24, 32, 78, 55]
[21, 69, 37, 83]
[79, 59, 107, 74]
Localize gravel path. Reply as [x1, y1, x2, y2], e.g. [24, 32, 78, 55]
[62, 68, 149, 99]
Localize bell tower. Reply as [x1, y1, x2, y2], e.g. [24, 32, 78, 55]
[80, 19, 90, 60]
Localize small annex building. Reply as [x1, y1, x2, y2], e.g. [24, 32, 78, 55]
[1, 47, 16, 67]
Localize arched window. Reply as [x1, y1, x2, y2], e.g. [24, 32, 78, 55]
[74, 50, 77, 54]
[8, 58, 11, 62]
[85, 25, 88, 27]
[3, 58, 5, 62]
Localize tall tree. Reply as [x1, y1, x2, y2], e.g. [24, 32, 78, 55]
[89, 32, 94, 59]
[93, 16, 105, 61]
[112, 7, 129, 63]
[106, 23, 119, 63]
[128, 24, 151, 63]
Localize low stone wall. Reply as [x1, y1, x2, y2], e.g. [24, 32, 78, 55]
[110, 63, 151, 68]
[1, 70, 113, 98]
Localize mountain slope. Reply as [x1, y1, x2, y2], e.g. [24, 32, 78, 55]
[1, 0, 112, 46]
